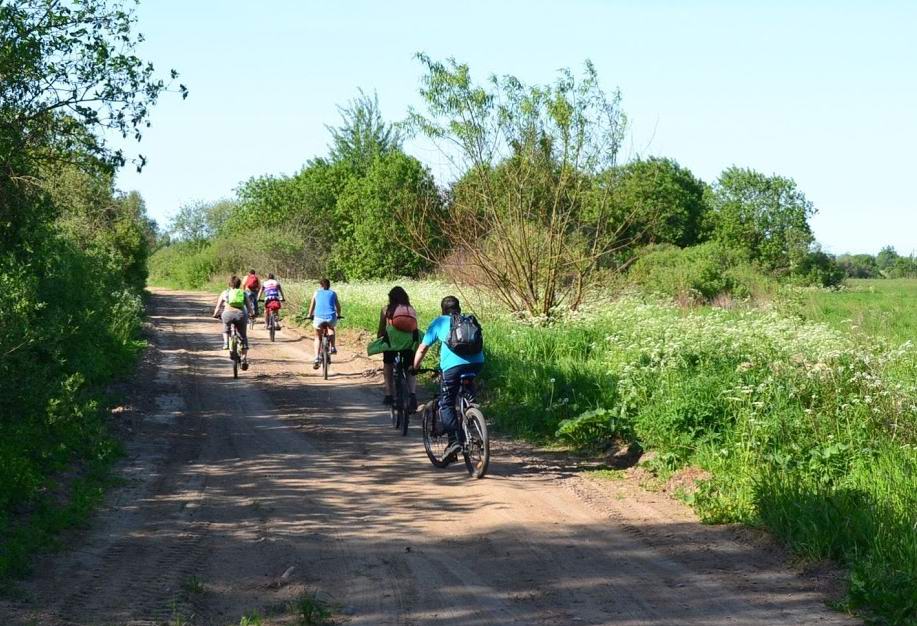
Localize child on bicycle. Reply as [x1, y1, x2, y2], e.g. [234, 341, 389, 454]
[257, 273, 286, 330]
[377, 286, 418, 412]
[412, 295, 484, 459]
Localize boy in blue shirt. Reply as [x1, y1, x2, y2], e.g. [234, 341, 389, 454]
[412, 295, 484, 458]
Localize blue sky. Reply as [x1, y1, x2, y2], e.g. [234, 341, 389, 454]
[115, 0, 917, 255]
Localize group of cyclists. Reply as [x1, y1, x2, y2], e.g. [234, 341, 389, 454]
[212, 272, 484, 460]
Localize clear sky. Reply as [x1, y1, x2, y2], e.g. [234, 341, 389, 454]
[114, 0, 917, 256]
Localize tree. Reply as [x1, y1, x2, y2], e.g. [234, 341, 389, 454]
[837, 254, 880, 279]
[404, 55, 631, 315]
[331, 151, 443, 279]
[327, 89, 402, 175]
[876, 246, 899, 273]
[607, 157, 708, 248]
[1, 0, 184, 249]
[706, 167, 815, 274]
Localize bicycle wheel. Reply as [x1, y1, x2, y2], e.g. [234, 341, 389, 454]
[462, 407, 489, 478]
[422, 405, 451, 468]
[396, 370, 408, 436]
[232, 351, 239, 379]
[322, 336, 330, 380]
[269, 313, 275, 342]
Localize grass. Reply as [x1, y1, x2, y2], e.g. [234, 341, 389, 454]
[289, 591, 335, 625]
[787, 278, 917, 345]
[158, 275, 916, 624]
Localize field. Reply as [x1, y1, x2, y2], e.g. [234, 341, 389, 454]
[230, 276, 917, 623]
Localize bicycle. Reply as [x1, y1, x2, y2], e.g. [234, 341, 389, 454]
[261, 298, 281, 342]
[247, 292, 258, 330]
[416, 367, 489, 478]
[215, 312, 248, 379]
[389, 351, 412, 436]
[308, 316, 342, 380]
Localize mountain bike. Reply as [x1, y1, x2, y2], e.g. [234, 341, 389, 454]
[389, 351, 412, 436]
[416, 367, 489, 478]
[262, 299, 281, 342]
[309, 316, 342, 380]
[217, 318, 248, 379]
[247, 292, 258, 330]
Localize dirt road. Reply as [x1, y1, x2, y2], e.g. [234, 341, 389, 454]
[1, 290, 857, 625]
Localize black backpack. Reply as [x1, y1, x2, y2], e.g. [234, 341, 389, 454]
[446, 313, 483, 356]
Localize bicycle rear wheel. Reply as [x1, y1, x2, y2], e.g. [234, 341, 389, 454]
[232, 353, 239, 379]
[269, 313, 275, 342]
[422, 405, 451, 468]
[396, 370, 408, 436]
[462, 407, 489, 478]
[322, 337, 330, 380]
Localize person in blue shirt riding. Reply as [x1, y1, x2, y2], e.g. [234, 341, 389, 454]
[412, 295, 484, 459]
[307, 278, 341, 368]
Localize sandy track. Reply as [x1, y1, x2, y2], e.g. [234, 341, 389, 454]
[1, 290, 858, 625]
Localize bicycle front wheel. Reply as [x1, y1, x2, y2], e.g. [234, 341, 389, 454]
[462, 407, 489, 478]
[422, 405, 450, 468]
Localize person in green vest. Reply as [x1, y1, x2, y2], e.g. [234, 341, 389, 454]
[212, 275, 253, 366]
[376, 286, 419, 412]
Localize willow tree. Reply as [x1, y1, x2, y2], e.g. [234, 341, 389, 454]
[403, 54, 639, 316]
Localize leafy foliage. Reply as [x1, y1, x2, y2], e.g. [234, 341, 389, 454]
[705, 167, 815, 274]
[628, 242, 774, 303]
[605, 157, 708, 248]
[326, 89, 402, 174]
[0, 0, 175, 581]
[404, 54, 631, 315]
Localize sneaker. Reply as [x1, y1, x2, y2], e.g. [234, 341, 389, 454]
[312, 358, 321, 370]
[383, 395, 393, 406]
[241, 360, 249, 371]
[408, 394, 418, 413]
[444, 439, 462, 460]
[222, 343, 229, 350]
[330, 346, 337, 355]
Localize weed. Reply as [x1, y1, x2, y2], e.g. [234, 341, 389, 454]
[239, 610, 264, 626]
[289, 591, 335, 625]
[181, 575, 205, 595]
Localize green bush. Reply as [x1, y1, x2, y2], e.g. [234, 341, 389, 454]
[628, 242, 773, 303]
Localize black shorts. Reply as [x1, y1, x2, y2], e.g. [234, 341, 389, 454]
[383, 349, 415, 365]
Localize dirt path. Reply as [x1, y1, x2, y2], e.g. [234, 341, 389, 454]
[1, 290, 857, 626]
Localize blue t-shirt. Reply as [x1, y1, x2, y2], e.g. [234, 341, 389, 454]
[422, 315, 484, 372]
[314, 288, 338, 319]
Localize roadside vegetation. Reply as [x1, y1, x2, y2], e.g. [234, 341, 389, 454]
[0, 1, 180, 583]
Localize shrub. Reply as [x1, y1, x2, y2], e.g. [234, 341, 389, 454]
[628, 242, 773, 303]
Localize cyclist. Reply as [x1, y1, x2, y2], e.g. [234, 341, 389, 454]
[377, 286, 418, 412]
[257, 273, 286, 330]
[412, 295, 483, 459]
[212, 275, 252, 367]
[307, 278, 341, 369]
[243, 269, 261, 318]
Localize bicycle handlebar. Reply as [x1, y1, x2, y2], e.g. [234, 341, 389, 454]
[306, 315, 344, 320]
